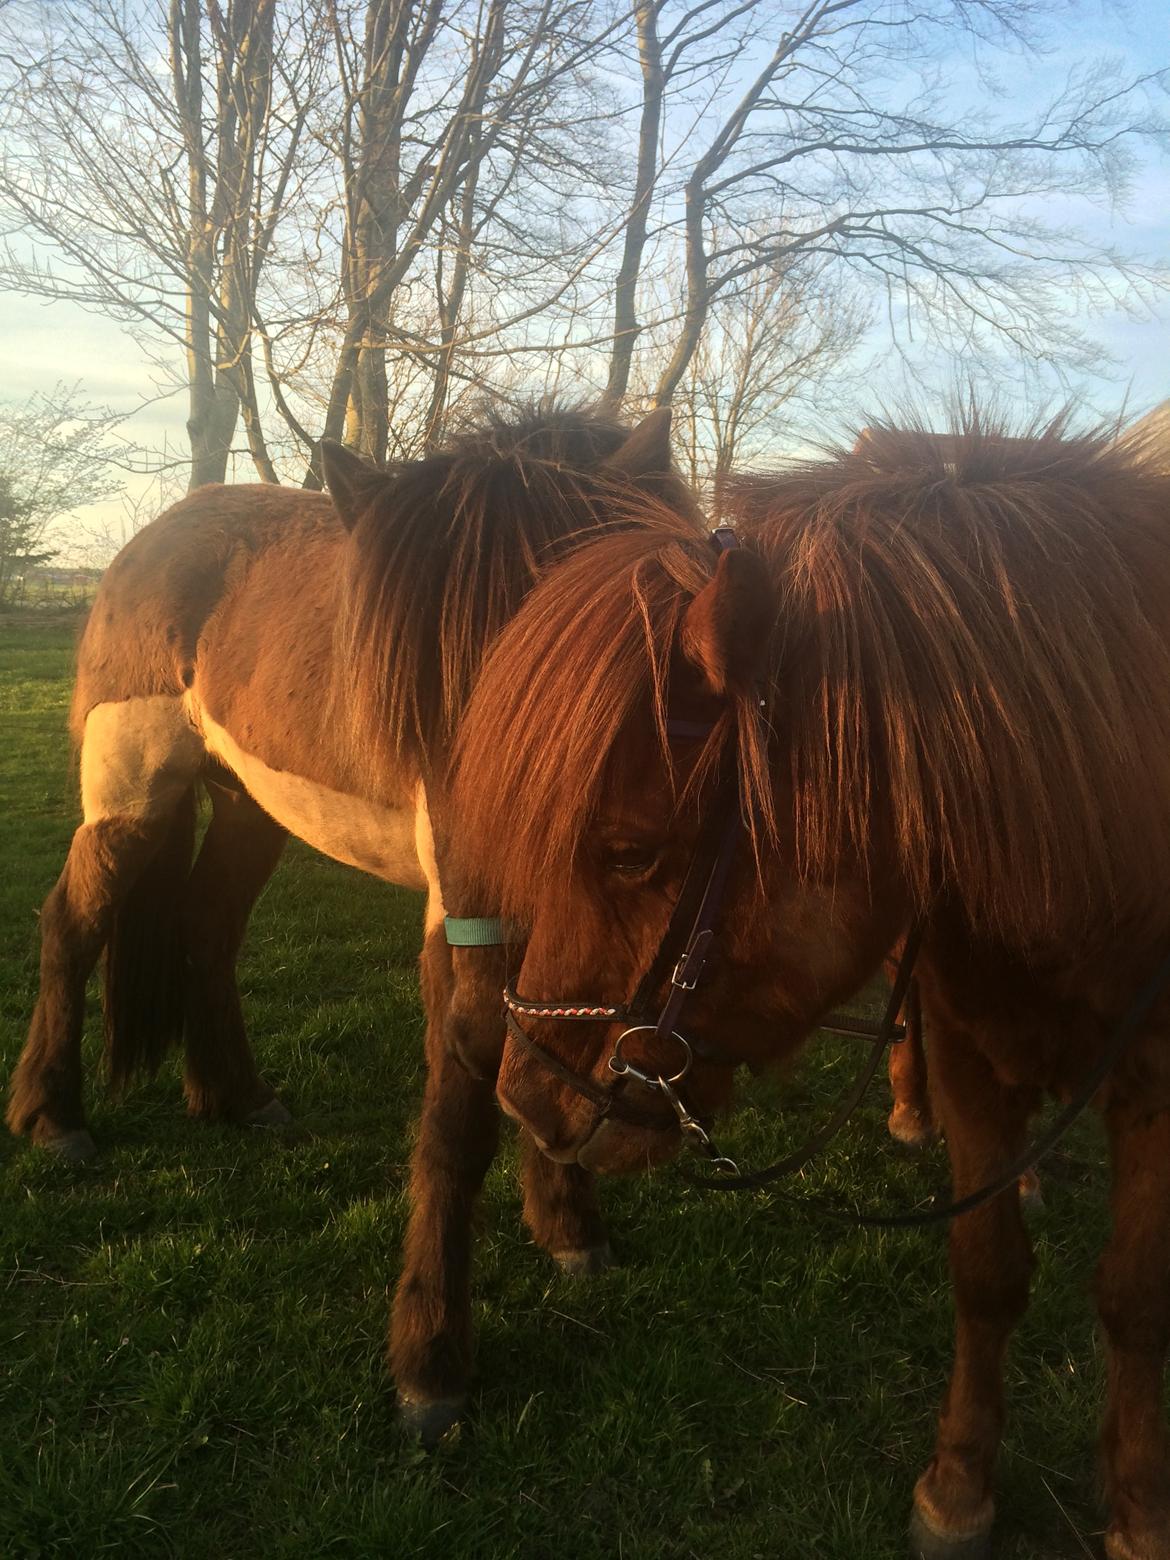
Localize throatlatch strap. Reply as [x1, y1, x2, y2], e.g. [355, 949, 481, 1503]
[443, 916, 520, 947]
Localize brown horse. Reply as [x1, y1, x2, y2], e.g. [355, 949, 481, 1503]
[453, 416, 1170, 1559]
[7, 403, 702, 1440]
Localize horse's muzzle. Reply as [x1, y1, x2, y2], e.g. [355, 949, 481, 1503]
[497, 1074, 683, 1173]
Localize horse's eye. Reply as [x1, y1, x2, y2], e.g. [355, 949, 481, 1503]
[601, 842, 661, 877]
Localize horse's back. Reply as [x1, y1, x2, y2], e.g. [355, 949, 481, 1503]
[71, 483, 347, 835]
[72, 484, 339, 737]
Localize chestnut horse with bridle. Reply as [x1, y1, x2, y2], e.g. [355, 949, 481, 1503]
[453, 416, 1170, 1559]
[6, 403, 702, 1439]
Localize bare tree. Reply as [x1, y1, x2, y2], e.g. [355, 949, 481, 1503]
[660, 253, 870, 493]
[0, 384, 121, 602]
[0, 0, 327, 487]
[0, 0, 1164, 499]
[311, 0, 622, 466]
[599, 0, 1168, 412]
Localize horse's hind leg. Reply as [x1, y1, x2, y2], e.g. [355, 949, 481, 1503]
[182, 777, 289, 1124]
[8, 694, 202, 1157]
[888, 976, 937, 1147]
[8, 815, 186, 1158]
[1096, 1101, 1170, 1560]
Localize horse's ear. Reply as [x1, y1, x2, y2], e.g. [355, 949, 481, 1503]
[320, 440, 385, 531]
[680, 546, 773, 697]
[601, 407, 674, 481]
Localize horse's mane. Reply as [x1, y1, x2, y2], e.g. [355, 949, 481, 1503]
[339, 403, 700, 776]
[457, 411, 1170, 952]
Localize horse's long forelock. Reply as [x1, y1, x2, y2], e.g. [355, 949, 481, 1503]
[338, 406, 700, 781]
[454, 521, 771, 924]
[457, 415, 1170, 954]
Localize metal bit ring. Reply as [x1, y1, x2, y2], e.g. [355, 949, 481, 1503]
[607, 1026, 693, 1086]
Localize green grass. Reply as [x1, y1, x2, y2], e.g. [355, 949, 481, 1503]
[0, 621, 1115, 1559]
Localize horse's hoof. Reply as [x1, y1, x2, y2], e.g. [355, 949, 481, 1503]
[39, 1129, 98, 1163]
[247, 1097, 292, 1127]
[909, 1508, 992, 1560]
[397, 1392, 465, 1449]
[888, 1107, 938, 1149]
[553, 1242, 614, 1277]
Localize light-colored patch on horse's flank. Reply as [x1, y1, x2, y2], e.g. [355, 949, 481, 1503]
[414, 784, 446, 930]
[81, 696, 204, 823]
[191, 698, 426, 888]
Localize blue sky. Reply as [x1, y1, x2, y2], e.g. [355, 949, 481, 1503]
[0, 0, 1166, 552]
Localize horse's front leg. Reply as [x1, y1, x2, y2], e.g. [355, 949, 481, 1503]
[911, 1014, 1038, 1560]
[1097, 1099, 1170, 1560]
[446, 941, 612, 1274]
[389, 929, 500, 1443]
[520, 1139, 611, 1274]
[390, 932, 614, 1442]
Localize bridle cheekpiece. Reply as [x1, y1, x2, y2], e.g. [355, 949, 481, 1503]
[501, 527, 749, 1171]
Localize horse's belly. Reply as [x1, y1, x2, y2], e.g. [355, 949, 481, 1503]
[191, 698, 426, 889]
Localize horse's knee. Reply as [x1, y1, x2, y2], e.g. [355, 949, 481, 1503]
[949, 1212, 1034, 1325]
[443, 947, 507, 1077]
[1096, 1257, 1170, 1356]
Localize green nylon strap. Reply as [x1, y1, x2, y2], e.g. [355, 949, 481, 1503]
[443, 916, 520, 947]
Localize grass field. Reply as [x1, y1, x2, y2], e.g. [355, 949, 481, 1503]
[0, 619, 1119, 1559]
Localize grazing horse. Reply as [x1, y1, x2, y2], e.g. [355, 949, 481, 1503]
[7, 404, 702, 1438]
[452, 417, 1170, 1559]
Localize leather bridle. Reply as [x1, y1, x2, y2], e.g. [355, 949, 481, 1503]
[492, 523, 1170, 1224]
[500, 526, 921, 1178]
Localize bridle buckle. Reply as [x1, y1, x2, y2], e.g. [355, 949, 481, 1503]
[671, 927, 714, 992]
[670, 956, 699, 992]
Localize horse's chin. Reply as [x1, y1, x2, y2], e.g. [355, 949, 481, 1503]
[574, 1117, 682, 1175]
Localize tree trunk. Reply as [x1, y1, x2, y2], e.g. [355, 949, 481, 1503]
[651, 174, 709, 406]
[603, 0, 664, 410]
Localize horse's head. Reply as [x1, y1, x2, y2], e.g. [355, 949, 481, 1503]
[453, 521, 904, 1173]
[456, 414, 1170, 1173]
[318, 403, 705, 786]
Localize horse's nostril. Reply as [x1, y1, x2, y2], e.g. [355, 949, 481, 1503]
[448, 1036, 497, 1083]
[536, 1138, 580, 1164]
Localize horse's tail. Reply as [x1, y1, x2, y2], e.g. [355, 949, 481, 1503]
[103, 786, 197, 1090]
